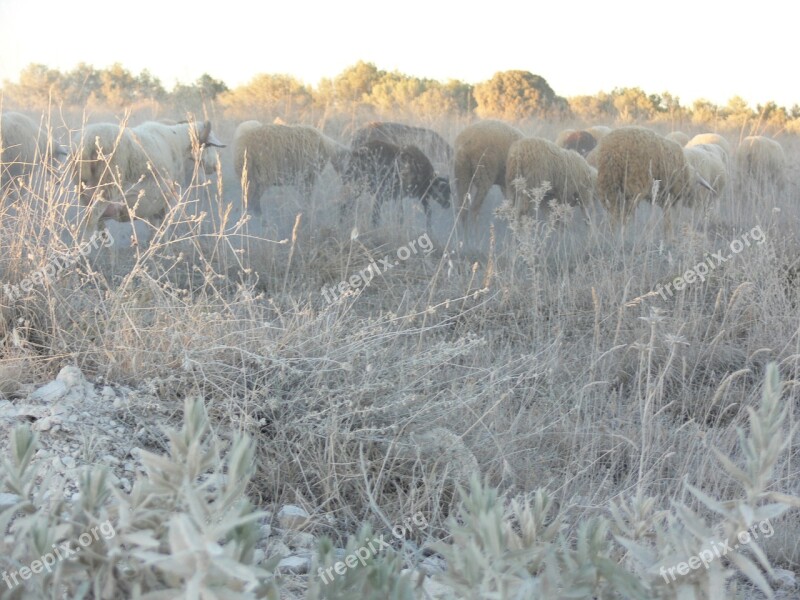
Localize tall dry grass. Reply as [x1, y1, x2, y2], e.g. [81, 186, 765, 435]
[0, 108, 798, 598]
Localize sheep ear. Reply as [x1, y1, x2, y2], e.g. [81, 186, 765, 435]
[696, 173, 716, 194]
[200, 121, 226, 148]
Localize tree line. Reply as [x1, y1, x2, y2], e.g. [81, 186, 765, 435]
[2, 61, 797, 134]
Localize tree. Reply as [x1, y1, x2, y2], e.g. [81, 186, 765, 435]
[611, 87, 658, 122]
[473, 70, 567, 121]
[317, 61, 384, 108]
[219, 73, 312, 120]
[568, 92, 616, 122]
[3, 63, 63, 107]
[724, 96, 754, 130]
[691, 99, 720, 126]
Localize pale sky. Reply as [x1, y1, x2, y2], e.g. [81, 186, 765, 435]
[0, 0, 796, 109]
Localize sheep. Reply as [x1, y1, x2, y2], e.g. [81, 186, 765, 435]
[665, 131, 690, 146]
[233, 123, 350, 216]
[554, 129, 576, 147]
[453, 120, 524, 235]
[506, 137, 596, 219]
[683, 145, 727, 204]
[735, 135, 786, 190]
[342, 139, 450, 229]
[555, 130, 597, 157]
[73, 119, 225, 230]
[351, 121, 453, 174]
[586, 125, 612, 141]
[1, 111, 66, 191]
[595, 126, 715, 232]
[158, 117, 221, 182]
[686, 132, 732, 156]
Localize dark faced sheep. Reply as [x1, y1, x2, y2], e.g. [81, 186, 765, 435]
[453, 120, 524, 237]
[343, 140, 450, 229]
[351, 121, 453, 174]
[556, 130, 597, 157]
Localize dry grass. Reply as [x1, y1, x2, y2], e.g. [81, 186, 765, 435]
[1, 109, 799, 598]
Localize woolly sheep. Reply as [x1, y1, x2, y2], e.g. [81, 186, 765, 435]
[554, 129, 576, 147]
[686, 133, 732, 156]
[586, 125, 612, 141]
[158, 118, 221, 181]
[595, 126, 714, 230]
[342, 139, 450, 229]
[665, 131, 690, 146]
[735, 135, 786, 189]
[351, 122, 453, 174]
[454, 120, 524, 235]
[683, 145, 727, 204]
[556, 130, 597, 157]
[233, 123, 350, 216]
[1, 111, 66, 190]
[506, 137, 596, 218]
[73, 119, 225, 229]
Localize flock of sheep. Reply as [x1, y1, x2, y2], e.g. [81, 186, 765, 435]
[0, 111, 791, 242]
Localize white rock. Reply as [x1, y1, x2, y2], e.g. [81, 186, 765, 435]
[278, 504, 310, 530]
[61, 456, 76, 469]
[55, 366, 86, 389]
[419, 555, 447, 576]
[29, 380, 68, 403]
[285, 530, 316, 550]
[266, 540, 291, 558]
[34, 416, 53, 431]
[772, 568, 796, 589]
[277, 555, 311, 574]
[0, 493, 21, 508]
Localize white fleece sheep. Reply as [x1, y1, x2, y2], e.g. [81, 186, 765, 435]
[233, 123, 350, 216]
[74, 119, 225, 229]
[665, 131, 690, 146]
[735, 135, 786, 190]
[686, 133, 732, 156]
[1, 111, 66, 189]
[586, 125, 612, 141]
[595, 126, 714, 231]
[454, 120, 524, 235]
[505, 137, 596, 217]
[683, 145, 727, 204]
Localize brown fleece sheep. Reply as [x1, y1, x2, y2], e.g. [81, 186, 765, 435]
[234, 123, 350, 215]
[735, 135, 786, 190]
[506, 137, 596, 217]
[596, 126, 713, 230]
[343, 140, 450, 228]
[454, 120, 524, 235]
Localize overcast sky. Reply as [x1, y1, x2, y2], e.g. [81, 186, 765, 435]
[0, 0, 795, 108]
